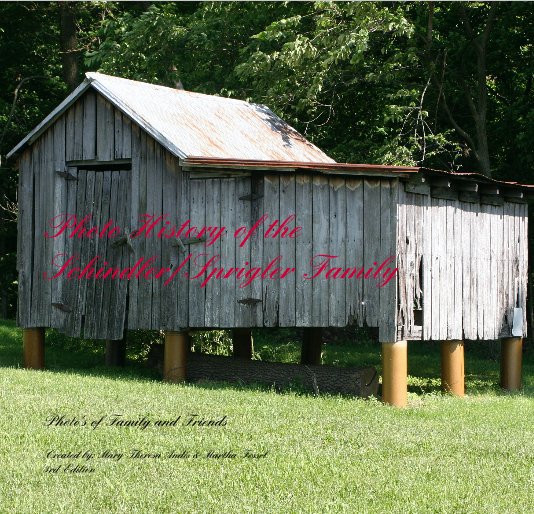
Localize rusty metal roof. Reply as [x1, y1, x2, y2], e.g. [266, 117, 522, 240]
[8, 72, 334, 162]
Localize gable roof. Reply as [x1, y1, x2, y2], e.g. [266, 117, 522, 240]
[7, 72, 334, 162]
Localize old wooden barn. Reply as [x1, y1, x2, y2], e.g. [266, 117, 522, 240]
[8, 72, 532, 406]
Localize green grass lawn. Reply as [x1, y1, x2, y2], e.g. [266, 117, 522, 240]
[0, 319, 533, 513]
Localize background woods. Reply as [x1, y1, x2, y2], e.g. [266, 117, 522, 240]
[0, 1, 532, 330]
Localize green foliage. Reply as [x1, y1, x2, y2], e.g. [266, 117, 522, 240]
[83, 1, 534, 174]
[191, 330, 232, 356]
[125, 329, 164, 361]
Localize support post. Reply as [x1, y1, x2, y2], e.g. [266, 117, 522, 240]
[23, 328, 45, 369]
[232, 328, 253, 359]
[500, 337, 522, 391]
[301, 328, 323, 365]
[381, 340, 407, 407]
[441, 340, 464, 396]
[105, 339, 126, 367]
[164, 331, 188, 383]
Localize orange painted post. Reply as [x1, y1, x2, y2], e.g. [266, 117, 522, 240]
[381, 340, 407, 407]
[301, 328, 323, 365]
[23, 328, 45, 369]
[441, 340, 464, 396]
[500, 337, 522, 391]
[232, 328, 253, 359]
[164, 331, 188, 382]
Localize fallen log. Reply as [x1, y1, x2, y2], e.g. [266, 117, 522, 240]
[148, 345, 378, 398]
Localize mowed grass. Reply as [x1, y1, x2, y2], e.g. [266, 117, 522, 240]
[0, 319, 533, 514]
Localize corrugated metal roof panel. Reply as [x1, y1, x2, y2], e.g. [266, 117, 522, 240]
[89, 73, 334, 161]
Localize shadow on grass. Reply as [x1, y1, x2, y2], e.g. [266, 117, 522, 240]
[1, 319, 533, 398]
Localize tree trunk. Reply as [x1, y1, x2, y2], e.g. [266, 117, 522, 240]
[59, 3, 79, 91]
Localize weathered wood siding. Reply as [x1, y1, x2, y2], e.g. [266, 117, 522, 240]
[20, 89, 527, 343]
[17, 91, 134, 339]
[397, 186, 528, 340]
[184, 175, 399, 339]
[17, 88, 399, 340]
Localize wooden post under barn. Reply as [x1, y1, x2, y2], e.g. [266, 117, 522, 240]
[105, 338, 126, 367]
[381, 341, 407, 407]
[23, 328, 45, 369]
[164, 331, 188, 382]
[232, 329, 253, 359]
[301, 328, 323, 365]
[441, 340, 464, 396]
[500, 337, 522, 391]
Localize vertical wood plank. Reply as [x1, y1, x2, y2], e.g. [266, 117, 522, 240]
[65, 106, 76, 161]
[112, 169, 131, 339]
[396, 187, 407, 340]
[445, 200, 455, 339]
[328, 177, 346, 327]
[62, 165, 80, 337]
[250, 176, 264, 327]
[452, 200, 463, 340]
[41, 130, 52, 328]
[437, 199, 448, 340]
[311, 175, 329, 327]
[122, 115, 132, 159]
[137, 132, 152, 330]
[204, 179, 222, 327]
[480, 205, 491, 339]
[279, 175, 296, 326]
[188, 179, 206, 327]
[72, 101, 84, 161]
[160, 150, 179, 330]
[520, 203, 528, 335]
[513, 204, 522, 332]
[378, 180, 399, 342]
[507, 202, 515, 335]
[83, 170, 104, 338]
[50, 117, 68, 330]
[345, 179, 364, 326]
[114, 109, 123, 160]
[296, 175, 313, 327]
[100, 171, 120, 337]
[177, 164, 190, 328]
[262, 175, 280, 327]
[126, 124, 141, 329]
[422, 190, 432, 340]
[150, 142, 163, 330]
[65, 169, 88, 336]
[82, 91, 96, 160]
[363, 179, 381, 328]
[18, 150, 34, 328]
[219, 178, 236, 328]
[234, 177, 253, 327]
[96, 94, 114, 161]
[92, 171, 112, 338]
[430, 198, 440, 340]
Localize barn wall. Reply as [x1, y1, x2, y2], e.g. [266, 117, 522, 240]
[17, 90, 134, 339]
[397, 186, 528, 341]
[181, 175, 399, 339]
[18, 89, 400, 339]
